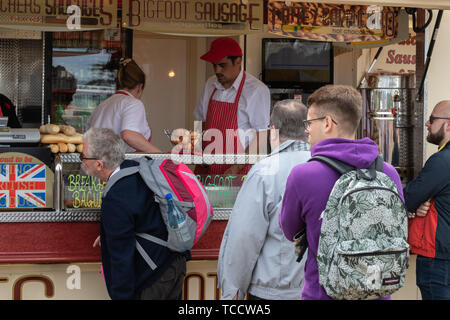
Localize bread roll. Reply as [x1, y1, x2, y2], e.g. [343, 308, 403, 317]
[58, 143, 68, 153]
[76, 144, 83, 153]
[48, 144, 59, 153]
[67, 143, 76, 153]
[59, 125, 76, 136]
[40, 133, 83, 144]
[40, 124, 60, 134]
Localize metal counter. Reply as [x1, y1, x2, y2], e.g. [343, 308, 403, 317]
[0, 153, 265, 223]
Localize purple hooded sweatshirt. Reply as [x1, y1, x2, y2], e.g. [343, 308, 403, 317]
[279, 137, 404, 300]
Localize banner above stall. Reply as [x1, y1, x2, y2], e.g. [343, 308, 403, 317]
[283, 0, 450, 10]
[122, 0, 264, 35]
[268, 1, 408, 46]
[0, 0, 118, 31]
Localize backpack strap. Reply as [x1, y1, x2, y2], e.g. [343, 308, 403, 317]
[308, 155, 355, 175]
[374, 154, 384, 172]
[102, 166, 140, 197]
[308, 154, 384, 181]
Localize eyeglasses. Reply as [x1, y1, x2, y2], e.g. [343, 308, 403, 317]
[429, 115, 450, 124]
[79, 153, 97, 161]
[303, 116, 338, 130]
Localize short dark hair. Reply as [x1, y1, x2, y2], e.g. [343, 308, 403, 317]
[271, 99, 308, 140]
[307, 85, 362, 134]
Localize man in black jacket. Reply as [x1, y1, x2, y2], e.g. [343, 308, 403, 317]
[0, 94, 21, 128]
[404, 100, 450, 300]
[82, 128, 186, 300]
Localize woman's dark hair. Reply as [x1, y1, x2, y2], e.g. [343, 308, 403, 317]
[117, 58, 146, 90]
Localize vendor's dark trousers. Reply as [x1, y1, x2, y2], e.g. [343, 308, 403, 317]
[416, 255, 450, 300]
[136, 254, 186, 300]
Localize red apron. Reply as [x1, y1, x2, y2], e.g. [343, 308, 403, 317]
[195, 72, 251, 176]
[116, 90, 152, 150]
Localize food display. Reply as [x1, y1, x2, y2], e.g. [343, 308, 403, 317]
[39, 124, 83, 153]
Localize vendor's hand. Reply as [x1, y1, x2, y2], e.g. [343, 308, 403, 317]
[416, 200, 431, 217]
[92, 235, 101, 248]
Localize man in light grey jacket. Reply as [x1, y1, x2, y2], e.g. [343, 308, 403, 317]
[217, 99, 310, 300]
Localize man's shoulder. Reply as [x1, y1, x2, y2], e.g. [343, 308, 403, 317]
[243, 72, 269, 92]
[105, 161, 145, 196]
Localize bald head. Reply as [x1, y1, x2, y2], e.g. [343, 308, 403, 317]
[427, 100, 450, 147]
[433, 100, 450, 117]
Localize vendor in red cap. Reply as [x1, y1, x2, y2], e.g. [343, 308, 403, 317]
[194, 37, 270, 177]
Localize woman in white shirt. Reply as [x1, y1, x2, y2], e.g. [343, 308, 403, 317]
[87, 58, 161, 153]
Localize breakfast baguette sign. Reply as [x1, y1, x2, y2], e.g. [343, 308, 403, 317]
[268, 1, 401, 43]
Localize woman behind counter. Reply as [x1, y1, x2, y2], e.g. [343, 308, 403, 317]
[87, 58, 161, 153]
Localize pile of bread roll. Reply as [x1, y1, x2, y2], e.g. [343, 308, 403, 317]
[40, 124, 83, 153]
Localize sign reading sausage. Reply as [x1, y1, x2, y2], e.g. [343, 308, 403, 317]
[122, 0, 263, 35]
[268, 1, 400, 43]
[0, 0, 117, 29]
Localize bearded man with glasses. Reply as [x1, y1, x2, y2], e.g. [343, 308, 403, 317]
[405, 100, 450, 300]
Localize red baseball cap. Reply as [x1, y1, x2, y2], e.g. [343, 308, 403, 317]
[200, 37, 243, 63]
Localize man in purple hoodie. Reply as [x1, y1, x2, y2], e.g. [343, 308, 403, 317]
[279, 85, 404, 300]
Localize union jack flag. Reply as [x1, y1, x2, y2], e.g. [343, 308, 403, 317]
[0, 164, 46, 208]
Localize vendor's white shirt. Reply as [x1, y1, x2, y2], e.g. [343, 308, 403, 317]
[87, 91, 151, 153]
[194, 70, 271, 149]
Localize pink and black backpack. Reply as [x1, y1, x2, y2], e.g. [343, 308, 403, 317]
[103, 157, 213, 269]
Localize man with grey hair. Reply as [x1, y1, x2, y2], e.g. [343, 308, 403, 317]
[217, 99, 310, 300]
[82, 128, 186, 300]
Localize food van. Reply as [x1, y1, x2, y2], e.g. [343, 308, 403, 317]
[0, 0, 449, 300]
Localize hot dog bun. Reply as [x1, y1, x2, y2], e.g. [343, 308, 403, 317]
[40, 124, 60, 134]
[40, 133, 83, 144]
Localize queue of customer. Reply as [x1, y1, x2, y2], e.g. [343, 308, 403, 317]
[79, 38, 449, 301]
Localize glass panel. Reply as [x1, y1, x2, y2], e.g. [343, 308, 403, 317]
[51, 29, 125, 133]
[62, 162, 250, 210]
[62, 162, 105, 209]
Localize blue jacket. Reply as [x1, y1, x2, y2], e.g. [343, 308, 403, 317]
[100, 160, 177, 299]
[405, 140, 450, 260]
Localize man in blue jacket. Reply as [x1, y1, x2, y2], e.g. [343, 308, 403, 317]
[404, 100, 450, 300]
[82, 128, 186, 300]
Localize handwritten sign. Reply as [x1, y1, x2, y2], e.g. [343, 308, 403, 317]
[0, 152, 54, 209]
[371, 33, 416, 74]
[122, 0, 263, 35]
[0, 0, 118, 29]
[268, 1, 401, 43]
[65, 173, 105, 209]
[196, 174, 244, 208]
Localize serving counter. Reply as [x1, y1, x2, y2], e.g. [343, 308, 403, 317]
[0, 151, 265, 299]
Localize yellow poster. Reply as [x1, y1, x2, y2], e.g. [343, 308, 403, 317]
[122, 0, 263, 35]
[268, 1, 401, 43]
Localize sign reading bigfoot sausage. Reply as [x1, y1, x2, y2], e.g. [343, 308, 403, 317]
[0, 0, 117, 29]
[268, 1, 400, 43]
[122, 0, 263, 34]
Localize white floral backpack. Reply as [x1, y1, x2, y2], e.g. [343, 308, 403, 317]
[309, 155, 409, 300]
